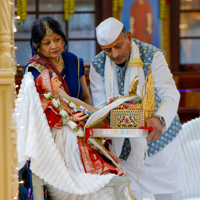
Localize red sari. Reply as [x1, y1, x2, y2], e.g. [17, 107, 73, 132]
[35, 69, 123, 176]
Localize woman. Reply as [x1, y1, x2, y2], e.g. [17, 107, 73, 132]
[24, 16, 97, 113]
[22, 16, 99, 199]
[35, 69, 124, 175]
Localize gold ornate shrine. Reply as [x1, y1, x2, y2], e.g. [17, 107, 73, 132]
[109, 60, 155, 130]
[110, 109, 144, 129]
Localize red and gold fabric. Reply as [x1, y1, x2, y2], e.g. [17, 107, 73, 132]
[35, 69, 123, 176]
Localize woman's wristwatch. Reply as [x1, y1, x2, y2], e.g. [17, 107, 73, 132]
[154, 114, 166, 128]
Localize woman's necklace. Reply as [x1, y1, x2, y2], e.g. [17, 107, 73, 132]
[53, 55, 62, 66]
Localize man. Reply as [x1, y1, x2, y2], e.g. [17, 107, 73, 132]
[89, 17, 185, 200]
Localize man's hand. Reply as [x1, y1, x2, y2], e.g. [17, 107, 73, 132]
[146, 116, 163, 141]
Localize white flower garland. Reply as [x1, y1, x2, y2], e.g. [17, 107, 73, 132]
[52, 98, 61, 109]
[43, 92, 87, 137]
[44, 92, 52, 100]
[59, 110, 68, 118]
[68, 101, 76, 108]
[105, 95, 122, 105]
[67, 121, 84, 137]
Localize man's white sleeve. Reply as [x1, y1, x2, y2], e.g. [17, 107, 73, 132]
[89, 63, 107, 108]
[152, 51, 180, 129]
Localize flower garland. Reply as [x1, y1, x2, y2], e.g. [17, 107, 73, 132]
[64, 0, 75, 21]
[105, 95, 122, 106]
[159, 0, 166, 19]
[44, 92, 92, 137]
[21, 0, 27, 21]
[16, 0, 27, 24]
[16, 0, 22, 24]
[104, 95, 142, 107]
[112, 0, 124, 12]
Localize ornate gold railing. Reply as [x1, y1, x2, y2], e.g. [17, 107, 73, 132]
[0, 0, 18, 199]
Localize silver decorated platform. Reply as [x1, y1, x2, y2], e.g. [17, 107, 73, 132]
[89, 129, 148, 138]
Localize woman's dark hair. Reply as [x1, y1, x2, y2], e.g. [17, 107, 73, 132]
[30, 17, 68, 53]
[49, 70, 54, 79]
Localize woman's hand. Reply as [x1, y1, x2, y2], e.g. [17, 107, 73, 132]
[59, 88, 99, 113]
[59, 89, 70, 100]
[73, 112, 88, 121]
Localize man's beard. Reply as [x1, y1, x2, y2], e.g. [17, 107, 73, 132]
[117, 60, 126, 67]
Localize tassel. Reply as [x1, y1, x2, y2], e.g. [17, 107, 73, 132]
[139, 126, 154, 131]
[99, 124, 112, 129]
[85, 127, 93, 140]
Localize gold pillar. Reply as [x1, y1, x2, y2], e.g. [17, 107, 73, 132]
[0, 0, 18, 199]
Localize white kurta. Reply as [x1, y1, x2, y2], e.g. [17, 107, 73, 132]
[89, 41, 185, 194]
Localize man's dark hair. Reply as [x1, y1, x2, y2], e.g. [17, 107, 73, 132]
[121, 26, 128, 38]
[30, 17, 68, 53]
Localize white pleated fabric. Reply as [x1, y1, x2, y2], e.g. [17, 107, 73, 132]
[138, 117, 200, 200]
[13, 72, 116, 196]
[46, 185, 116, 200]
[47, 185, 133, 200]
[178, 117, 200, 199]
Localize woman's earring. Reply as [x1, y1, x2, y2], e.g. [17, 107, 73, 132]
[38, 49, 40, 53]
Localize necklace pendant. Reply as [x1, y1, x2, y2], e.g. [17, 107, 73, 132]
[54, 55, 62, 66]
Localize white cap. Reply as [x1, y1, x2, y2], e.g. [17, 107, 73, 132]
[96, 17, 123, 46]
